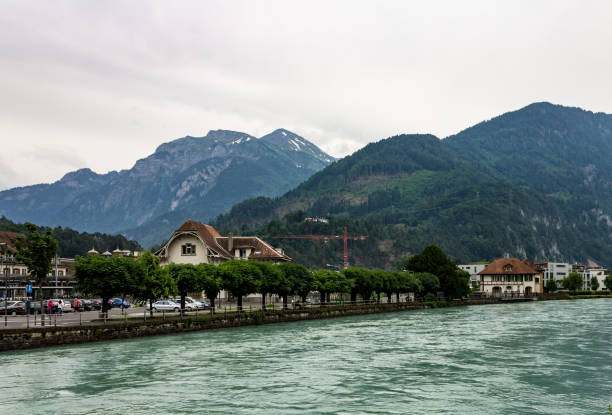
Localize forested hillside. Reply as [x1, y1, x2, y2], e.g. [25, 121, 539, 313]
[0, 217, 141, 258]
[214, 103, 612, 268]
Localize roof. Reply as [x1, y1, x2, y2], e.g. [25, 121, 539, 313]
[216, 236, 291, 261]
[175, 220, 231, 258]
[0, 231, 25, 252]
[478, 258, 539, 275]
[170, 220, 291, 261]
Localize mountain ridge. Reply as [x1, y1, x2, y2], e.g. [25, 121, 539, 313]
[213, 102, 612, 268]
[0, 128, 335, 245]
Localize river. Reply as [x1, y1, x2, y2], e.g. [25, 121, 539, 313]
[1, 299, 610, 414]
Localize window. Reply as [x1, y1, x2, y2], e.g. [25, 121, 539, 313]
[181, 243, 196, 256]
[13, 268, 20, 275]
[58, 271, 64, 277]
[503, 265, 513, 272]
[240, 248, 247, 259]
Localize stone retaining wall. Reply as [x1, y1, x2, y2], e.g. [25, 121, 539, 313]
[0, 301, 467, 352]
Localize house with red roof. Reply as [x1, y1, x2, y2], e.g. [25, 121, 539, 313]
[155, 220, 291, 266]
[478, 258, 543, 298]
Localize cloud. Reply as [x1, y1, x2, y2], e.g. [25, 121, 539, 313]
[1, 0, 612, 187]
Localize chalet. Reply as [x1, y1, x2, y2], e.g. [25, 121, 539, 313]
[478, 258, 543, 297]
[155, 220, 291, 266]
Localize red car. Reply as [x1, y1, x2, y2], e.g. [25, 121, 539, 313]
[0, 301, 27, 315]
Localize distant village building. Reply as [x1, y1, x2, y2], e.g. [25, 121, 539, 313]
[534, 262, 571, 287]
[0, 231, 73, 299]
[155, 220, 291, 265]
[478, 258, 543, 297]
[457, 263, 489, 288]
[572, 261, 606, 291]
[304, 216, 329, 224]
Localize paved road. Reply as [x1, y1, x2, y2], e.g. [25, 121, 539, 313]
[0, 304, 281, 329]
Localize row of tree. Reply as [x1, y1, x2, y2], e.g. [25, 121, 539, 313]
[74, 245, 470, 315]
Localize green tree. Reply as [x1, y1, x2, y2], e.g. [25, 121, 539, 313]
[562, 272, 583, 291]
[278, 262, 312, 303]
[252, 261, 286, 309]
[343, 267, 375, 302]
[605, 275, 612, 291]
[396, 271, 422, 301]
[133, 252, 176, 316]
[197, 263, 221, 308]
[74, 255, 138, 315]
[405, 246, 468, 298]
[590, 276, 599, 291]
[218, 260, 262, 310]
[167, 263, 206, 312]
[381, 271, 398, 303]
[15, 223, 58, 326]
[313, 269, 337, 303]
[415, 272, 440, 295]
[545, 279, 558, 293]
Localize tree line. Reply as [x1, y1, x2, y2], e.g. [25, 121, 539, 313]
[73, 245, 472, 314]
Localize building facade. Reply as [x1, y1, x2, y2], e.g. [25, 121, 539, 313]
[478, 258, 543, 297]
[534, 262, 571, 288]
[572, 261, 607, 291]
[458, 263, 489, 288]
[155, 220, 291, 266]
[154, 220, 291, 302]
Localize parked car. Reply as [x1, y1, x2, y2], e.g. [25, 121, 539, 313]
[70, 298, 86, 312]
[43, 299, 73, 313]
[147, 300, 180, 312]
[28, 301, 42, 314]
[170, 296, 202, 310]
[109, 298, 130, 308]
[50, 299, 72, 313]
[89, 299, 102, 310]
[0, 301, 26, 315]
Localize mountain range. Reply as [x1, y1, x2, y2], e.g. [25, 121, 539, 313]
[213, 103, 612, 268]
[0, 128, 335, 247]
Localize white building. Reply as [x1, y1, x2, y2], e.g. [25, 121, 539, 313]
[154, 220, 292, 302]
[573, 261, 607, 291]
[458, 263, 488, 288]
[536, 262, 571, 287]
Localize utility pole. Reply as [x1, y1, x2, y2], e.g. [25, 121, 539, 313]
[274, 226, 368, 269]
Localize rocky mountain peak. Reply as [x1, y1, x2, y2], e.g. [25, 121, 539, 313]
[260, 128, 335, 163]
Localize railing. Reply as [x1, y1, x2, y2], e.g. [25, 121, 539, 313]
[480, 280, 525, 285]
[1, 298, 419, 329]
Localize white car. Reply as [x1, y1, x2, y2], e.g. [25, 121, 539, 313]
[170, 297, 203, 310]
[148, 300, 181, 312]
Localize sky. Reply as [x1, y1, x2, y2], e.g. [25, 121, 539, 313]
[1, 0, 612, 190]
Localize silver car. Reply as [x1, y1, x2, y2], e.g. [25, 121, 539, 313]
[149, 300, 180, 312]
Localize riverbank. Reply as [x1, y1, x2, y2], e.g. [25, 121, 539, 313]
[1, 294, 609, 352]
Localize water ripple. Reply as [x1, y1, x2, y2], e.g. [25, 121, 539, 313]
[1, 299, 610, 414]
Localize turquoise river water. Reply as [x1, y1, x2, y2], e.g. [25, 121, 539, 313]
[1, 299, 610, 414]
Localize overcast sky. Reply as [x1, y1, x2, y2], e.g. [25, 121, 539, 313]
[1, 1, 612, 190]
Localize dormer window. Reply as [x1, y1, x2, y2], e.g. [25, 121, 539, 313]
[503, 264, 513, 272]
[181, 243, 196, 256]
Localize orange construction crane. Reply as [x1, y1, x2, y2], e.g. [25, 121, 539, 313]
[274, 226, 368, 269]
